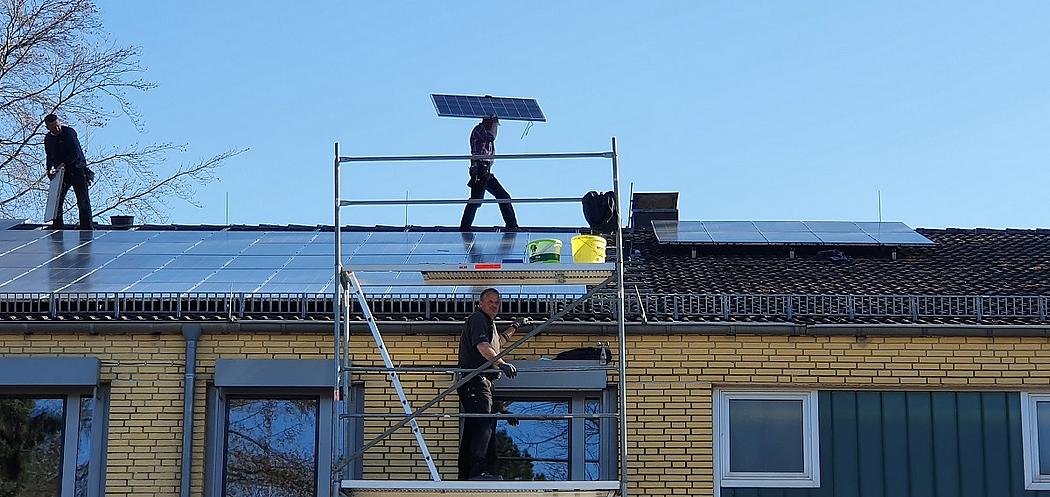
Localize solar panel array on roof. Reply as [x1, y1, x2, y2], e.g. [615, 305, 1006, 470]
[431, 94, 546, 122]
[0, 219, 26, 231]
[0, 230, 588, 295]
[652, 220, 934, 246]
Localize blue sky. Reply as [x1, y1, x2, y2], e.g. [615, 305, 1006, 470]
[95, 1, 1050, 229]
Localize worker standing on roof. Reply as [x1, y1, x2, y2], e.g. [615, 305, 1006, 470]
[459, 117, 520, 231]
[457, 288, 530, 480]
[44, 113, 94, 230]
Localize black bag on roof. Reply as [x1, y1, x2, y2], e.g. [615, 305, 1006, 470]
[582, 191, 618, 234]
[554, 346, 611, 364]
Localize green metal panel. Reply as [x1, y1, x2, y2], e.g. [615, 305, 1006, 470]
[982, 393, 1011, 497]
[856, 391, 885, 497]
[958, 392, 987, 497]
[931, 392, 961, 497]
[730, 490, 761, 497]
[907, 392, 935, 497]
[1008, 393, 1025, 497]
[881, 392, 910, 497]
[832, 391, 861, 497]
[721, 391, 1050, 497]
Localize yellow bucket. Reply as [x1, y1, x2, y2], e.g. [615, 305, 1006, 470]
[571, 235, 607, 263]
[526, 238, 563, 264]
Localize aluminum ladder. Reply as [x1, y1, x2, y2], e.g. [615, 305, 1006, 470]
[341, 269, 441, 481]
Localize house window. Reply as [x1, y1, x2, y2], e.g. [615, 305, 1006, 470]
[206, 359, 344, 497]
[207, 389, 334, 497]
[0, 390, 108, 497]
[1021, 392, 1050, 490]
[492, 391, 614, 481]
[714, 390, 819, 488]
[223, 396, 320, 497]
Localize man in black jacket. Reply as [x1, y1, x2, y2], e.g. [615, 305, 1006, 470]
[44, 114, 93, 230]
[457, 288, 526, 480]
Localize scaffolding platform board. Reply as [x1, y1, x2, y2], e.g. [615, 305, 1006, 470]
[341, 479, 619, 497]
[344, 263, 614, 285]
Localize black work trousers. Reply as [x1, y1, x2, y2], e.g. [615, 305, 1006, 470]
[459, 165, 518, 230]
[458, 376, 497, 479]
[53, 166, 93, 230]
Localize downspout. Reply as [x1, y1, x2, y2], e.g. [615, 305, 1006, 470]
[180, 324, 202, 497]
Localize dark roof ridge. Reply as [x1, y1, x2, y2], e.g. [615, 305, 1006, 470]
[918, 227, 1050, 234]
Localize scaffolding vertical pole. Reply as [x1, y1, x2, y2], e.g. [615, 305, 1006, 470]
[333, 142, 345, 483]
[611, 137, 629, 497]
[341, 283, 353, 478]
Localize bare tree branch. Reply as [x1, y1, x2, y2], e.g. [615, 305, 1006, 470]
[0, 0, 237, 224]
[92, 148, 246, 219]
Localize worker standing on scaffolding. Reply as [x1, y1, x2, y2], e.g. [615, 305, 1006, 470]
[459, 116, 520, 231]
[457, 288, 529, 480]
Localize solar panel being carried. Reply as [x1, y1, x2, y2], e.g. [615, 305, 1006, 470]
[652, 220, 934, 247]
[431, 94, 546, 122]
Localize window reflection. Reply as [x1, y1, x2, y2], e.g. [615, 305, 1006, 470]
[494, 398, 603, 481]
[584, 399, 601, 480]
[495, 400, 568, 480]
[0, 397, 65, 497]
[223, 397, 319, 497]
[76, 396, 94, 497]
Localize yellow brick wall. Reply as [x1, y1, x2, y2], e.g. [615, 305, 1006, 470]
[0, 332, 186, 496]
[3, 329, 1050, 497]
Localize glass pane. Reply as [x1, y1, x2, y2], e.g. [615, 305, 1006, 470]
[495, 400, 569, 481]
[0, 397, 66, 497]
[224, 398, 319, 497]
[530, 461, 568, 481]
[584, 399, 601, 481]
[1039, 401, 1050, 475]
[76, 396, 95, 497]
[584, 399, 601, 461]
[728, 399, 805, 473]
[585, 462, 601, 481]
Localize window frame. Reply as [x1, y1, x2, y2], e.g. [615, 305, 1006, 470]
[713, 389, 820, 488]
[1021, 392, 1050, 490]
[0, 385, 110, 497]
[205, 386, 334, 497]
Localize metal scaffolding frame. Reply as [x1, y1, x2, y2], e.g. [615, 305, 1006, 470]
[332, 140, 630, 496]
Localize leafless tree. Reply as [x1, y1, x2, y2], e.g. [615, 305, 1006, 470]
[0, 0, 244, 223]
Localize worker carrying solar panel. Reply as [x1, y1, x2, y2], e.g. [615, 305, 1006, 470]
[459, 116, 520, 231]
